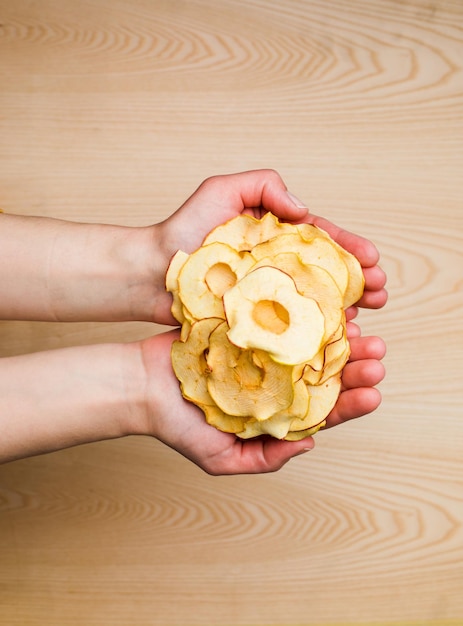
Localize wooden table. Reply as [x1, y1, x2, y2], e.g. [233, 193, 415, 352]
[1, 1, 462, 624]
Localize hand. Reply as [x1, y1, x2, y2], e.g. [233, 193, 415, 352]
[154, 170, 387, 325]
[139, 328, 386, 476]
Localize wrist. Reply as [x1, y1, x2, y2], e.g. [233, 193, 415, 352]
[89, 221, 176, 325]
[130, 331, 185, 442]
[46, 219, 173, 324]
[0, 215, 168, 323]
[57, 221, 164, 324]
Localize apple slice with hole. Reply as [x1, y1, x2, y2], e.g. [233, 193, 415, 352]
[177, 242, 255, 321]
[224, 266, 325, 366]
[252, 252, 344, 344]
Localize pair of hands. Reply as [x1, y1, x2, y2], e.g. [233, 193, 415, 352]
[141, 170, 387, 475]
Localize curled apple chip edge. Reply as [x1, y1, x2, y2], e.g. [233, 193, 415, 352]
[290, 373, 342, 434]
[284, 421, 326, 441]
[201, 404, 248, 434]
[165, 249, 189, 324]
[202, 211, 296, 251]
[171, 317, 223, 406]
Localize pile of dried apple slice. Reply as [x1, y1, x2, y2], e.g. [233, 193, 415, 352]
[166, 212, 364, 440]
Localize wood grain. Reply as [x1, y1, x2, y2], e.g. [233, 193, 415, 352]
[1, 0, 462, 624]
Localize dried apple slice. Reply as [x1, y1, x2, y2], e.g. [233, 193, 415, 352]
[202, 404, 248, 434]
[266, 378, 310, 430]
[171, 317, 223, 405]
[312, 226, 365, 307]
[180, 318, 192, 342]
[206, 321, 294, 420]
[284, 421, 326, 441]
[224, 266, 325, 365]
[290, 373, 342, 436]
[202, 211, 295, 251]
[252, 233, 350, 298]
[335, 248, 364, 308]
[238, 377, 310, 439]
[300, 357, 325, 386]
[177, 242, 255, 321]
[166, 249, 190, 324]
[237, 415, 291, 439]
[238, 416, 290, 439]
[307, 373, 342, 418]
[296, 222, 321, 241]
[292, 343, 325, 386]
[252, 252, 343, 344]
[319, 322, 350, 384]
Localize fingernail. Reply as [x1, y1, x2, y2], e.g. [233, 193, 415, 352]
[286, 191, 308, 210]
[296, 446, 313, 456]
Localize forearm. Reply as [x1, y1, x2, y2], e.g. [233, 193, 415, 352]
[0, 342, 147, 463]
[0, 214, 164, 322]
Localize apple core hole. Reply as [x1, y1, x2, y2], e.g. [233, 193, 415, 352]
[252, 300, 290, 335]
[205, 263, 237, 298]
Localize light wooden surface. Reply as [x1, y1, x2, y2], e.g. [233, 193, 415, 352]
[1, 0, 462, 624]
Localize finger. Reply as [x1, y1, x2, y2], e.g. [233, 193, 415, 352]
[357, 287, 388, 309]
[348, 335, 387, 362]
[324, 387, 382, 428]
[342, 358, 386, 390]
[363, 265, 387, 291]
[197, 170, 309, 222]
[260, 436, 315, 470]
[346, 321, 361, 338]
[240, 170, 310, 220]
[165, 170, 306, 256]
[203, 435, 315, 475]
[345, 306, 359, 321]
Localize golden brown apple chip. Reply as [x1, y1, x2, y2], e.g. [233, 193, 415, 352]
[224, 266, 325, 366]
[252, 252, 343, 344]
[252, 233, 350, 297]
[201, 404, 248, 434]
[171, 317, 223, 405]
[177, 242, 255, 321]
[166, 250, 190, 324]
